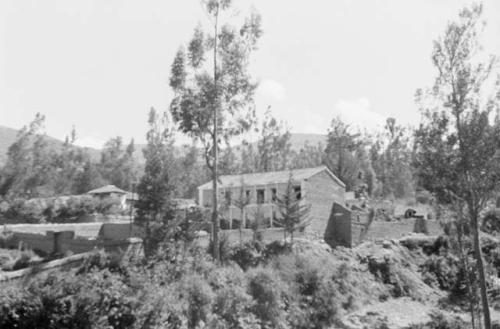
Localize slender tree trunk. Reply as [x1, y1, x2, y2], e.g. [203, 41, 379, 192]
[211, 3, 220, 262]
[471, 210, 491, 329]
[456, 220, 477, 329]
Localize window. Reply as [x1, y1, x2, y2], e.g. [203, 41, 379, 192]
[271, 188, 277, 202]
[245, 190, 251, 202]
[225, 190, 232, 204]
[294, 186, 302, 200]
[257, 189, 265, 204]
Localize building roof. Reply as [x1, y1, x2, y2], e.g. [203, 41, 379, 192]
[198, 166, 345, 190]
[87, 185, 127, 195]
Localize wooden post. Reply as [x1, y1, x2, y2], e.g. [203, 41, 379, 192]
[229, 206, 233, 229]
[269, 204, 273, 228]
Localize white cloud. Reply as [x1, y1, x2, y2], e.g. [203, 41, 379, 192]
[258, 79, 286, 101]
[333, 98, 386, 132]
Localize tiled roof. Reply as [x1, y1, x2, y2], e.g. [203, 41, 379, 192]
[198, 166, 345, 190]
[87, 185, 127, 195]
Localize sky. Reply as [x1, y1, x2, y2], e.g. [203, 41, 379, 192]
[1, 0, 499, 148]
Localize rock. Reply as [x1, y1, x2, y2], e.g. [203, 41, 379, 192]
[382, 240, 391, 249]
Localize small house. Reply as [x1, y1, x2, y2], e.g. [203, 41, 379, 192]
[87, 185, 128, 210]
[197, 166, 346, 234]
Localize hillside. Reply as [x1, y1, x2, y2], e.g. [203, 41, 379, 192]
[0, 125, 327, 166]
[3, 232, 500, 328]
[0, 125, 18, 164]
[0, 125, 101, 165]
[288, 133, 327, 150]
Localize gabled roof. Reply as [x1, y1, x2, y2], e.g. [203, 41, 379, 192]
[87, 185, 127, 195]
[198, 166, 345, 190]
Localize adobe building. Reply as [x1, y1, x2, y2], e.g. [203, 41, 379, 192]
[197, 166, 346, 234]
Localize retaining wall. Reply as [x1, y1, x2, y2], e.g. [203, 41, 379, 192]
[5, 230, 143, 255]
[0, 238, 144, 282]
[324, 202, 443, 248]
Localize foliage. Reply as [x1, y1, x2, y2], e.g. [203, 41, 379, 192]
[246, 267, 288, 328]
[0, 268, 137, 329]
[0, 195, 122, 224]
[324, 117, 363, 191]
[414, 4, 500, 328]
[482, 209, 500, 234]
[406, 311, 469, 329]
[370, 118, 415, 198]
[0, 115, 123, 199]
[289, 141, 324, 171]
[229, 241, 265, 271]
[420, 254, 469, 298]
[99, 137, 138, 191]
[134, 108, 176, 257]
[256, 108, 292, 172]
[275, 173, 311, 243]
[184, 275, 215, 328]
[169, 0, 262, 261]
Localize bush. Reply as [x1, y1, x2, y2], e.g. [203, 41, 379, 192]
[482, 208, 500, 234]
[406, 311, 469, 329]
[263, 240, 292, 261]
[0, 269, 137, 329]
[2, 198, 44, 223]
[416, 190, 434, 205]
[207, 233, 231, 263]
[0, 231, 15, 249]
[208, 266, 258, 328]
[246, 267, 288, 328]
[288, 255, 341, 328]
[229, 241, 265, 271]
[420, 254, 469, 300]
[184, 275, 214, 328]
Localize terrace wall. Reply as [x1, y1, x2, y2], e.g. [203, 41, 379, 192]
[5, 229, 144, 255]
[324, 202, 443, 248]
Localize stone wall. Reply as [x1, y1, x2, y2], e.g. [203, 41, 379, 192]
[5, 229, 144, 255]
[323, 202, 443, 248]
[361, 219, 441, 243]
[304, 171, 346, 235]
[324, 202, 352, 247]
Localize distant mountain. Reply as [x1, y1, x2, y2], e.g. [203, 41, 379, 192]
[0, 125, 327, 166]
[288, 133, 327, 151]
[0, 125, 101, 165]
[234, 133, 327, 153]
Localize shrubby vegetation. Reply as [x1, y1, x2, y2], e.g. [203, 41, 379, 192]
[0, 195, 123, 223]
[0, 236, 369, 329]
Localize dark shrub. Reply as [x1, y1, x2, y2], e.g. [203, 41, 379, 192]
[0, 269, 137, 329]
[482, 208, 500, 234]
[420, 254, 468, 299]
[263, 240, 292, 260]
[229, 241, 264, 270]
[207, 233, 231, 263]
[0, 231, 15, 248]
[220, 218, 231, 229]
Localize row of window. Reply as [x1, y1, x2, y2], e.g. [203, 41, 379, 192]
[222, 186, 302, 204]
